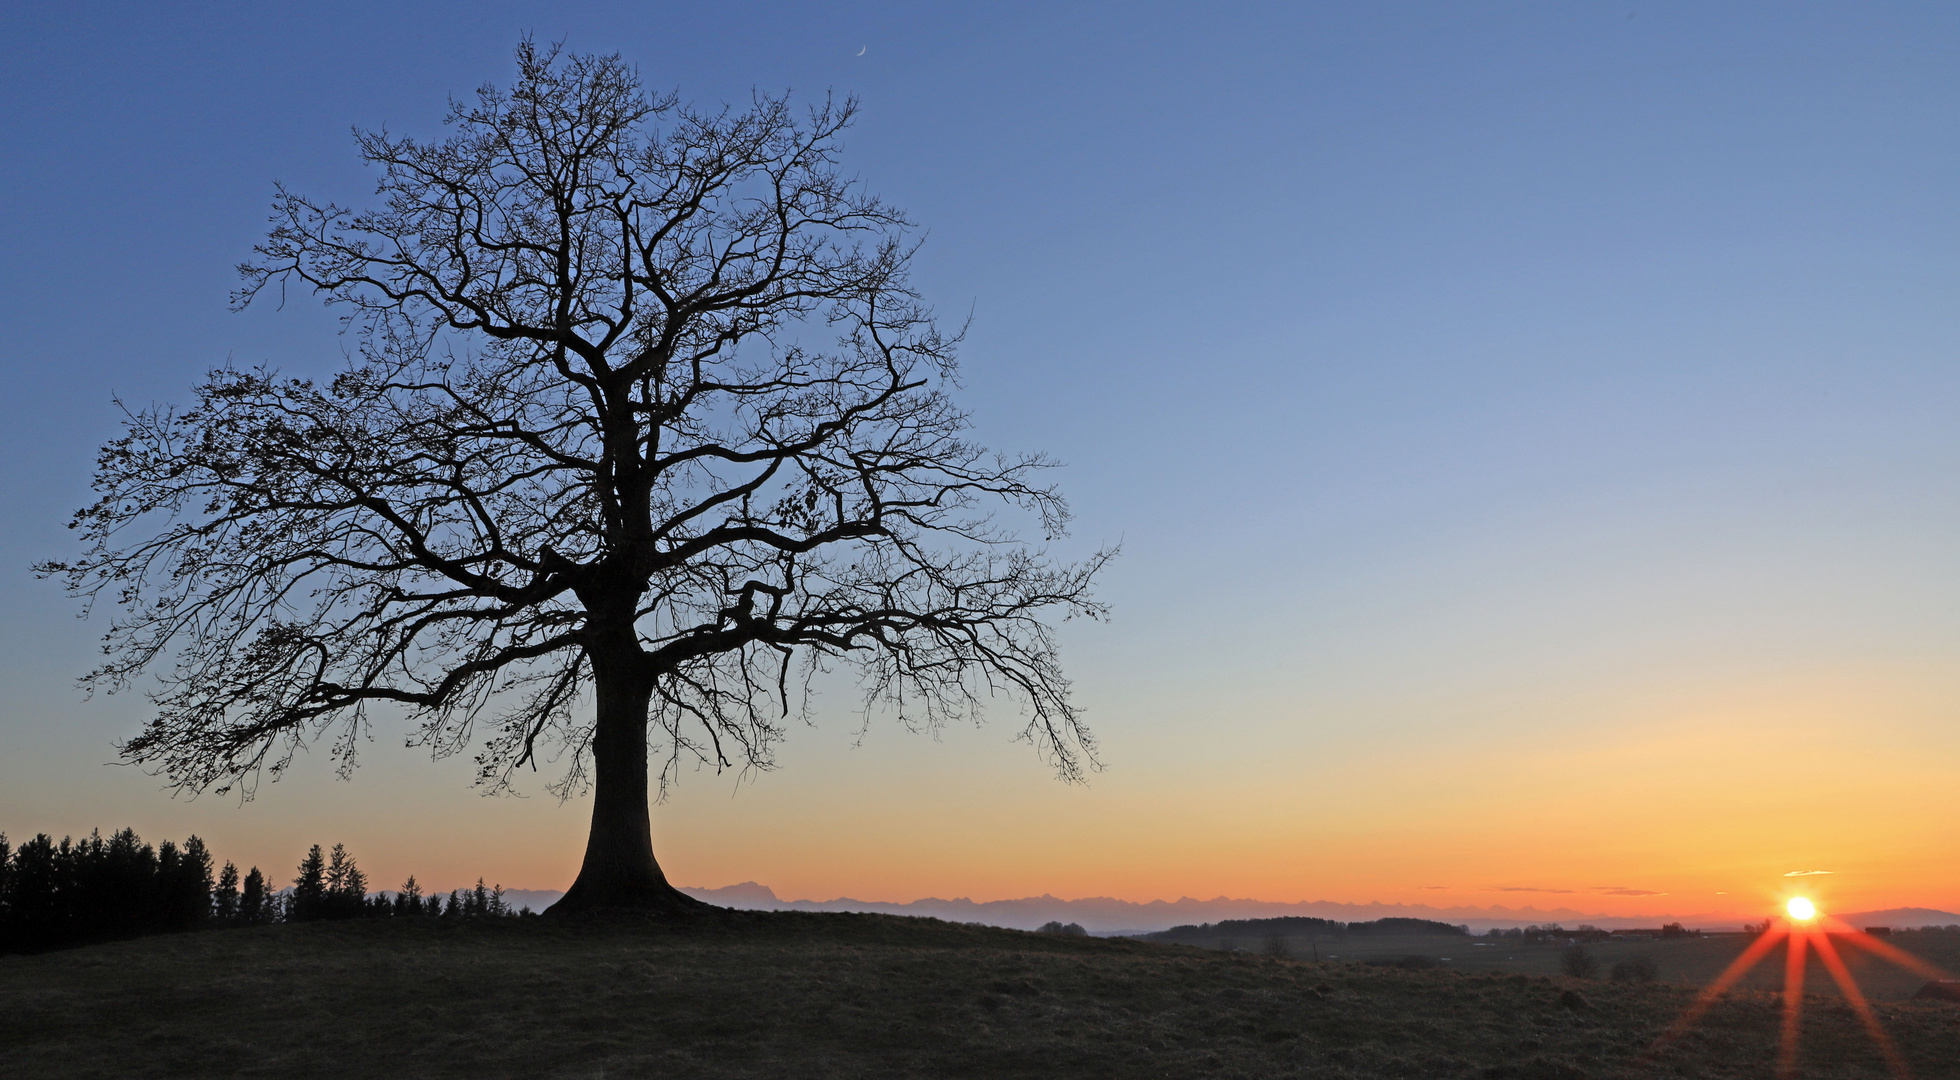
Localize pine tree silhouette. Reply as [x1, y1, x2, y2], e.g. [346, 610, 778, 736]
[321, 843, 368, 919]
[291, 845, 327, 922]
[2, 825, 526, 949]
[86, 829, 157, 938]
[1, 827, 217, 950]
[154, 839, 181, 934]
[240, 866, 269, 926]
[214, 861, 240, 925]
[158, 836, 213, 930]
[9, 835, 58, 950]
[342, 857, 367, 915]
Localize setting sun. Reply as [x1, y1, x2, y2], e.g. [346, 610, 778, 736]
[1787, 897, 1817, 921]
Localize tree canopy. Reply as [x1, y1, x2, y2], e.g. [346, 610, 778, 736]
[40, 42, 1111, 911]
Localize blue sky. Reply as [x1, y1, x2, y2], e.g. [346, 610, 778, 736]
[3, 2, 1957, 911]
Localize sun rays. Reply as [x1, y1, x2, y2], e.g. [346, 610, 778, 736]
[1646, 904, 1949, 1078]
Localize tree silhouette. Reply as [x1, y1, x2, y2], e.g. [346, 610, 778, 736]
[157, 836, 214, 930]
[77, 829, 158, 937]
[39, 41, 1108, 913]
[7, 835, 60, 948]
[291, 845, 327, 921]
[398, 875, 424, 916]
[0, 828, 217, 951]
[214, 861, 240, 924]
[322, 842, 367, 917]
[240, 866, 271, 925]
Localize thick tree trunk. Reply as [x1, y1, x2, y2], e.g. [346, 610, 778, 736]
[546, 643, 709, 916]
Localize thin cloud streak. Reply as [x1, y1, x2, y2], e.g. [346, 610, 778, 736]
[1493, 886, 1577, 894]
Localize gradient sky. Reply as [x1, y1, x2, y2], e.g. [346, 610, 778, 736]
[3, 2, 1957, 920]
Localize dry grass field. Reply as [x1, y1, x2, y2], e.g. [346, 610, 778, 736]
[1237, 929, 1960, 1002]
[2, 912, 1958, 1079]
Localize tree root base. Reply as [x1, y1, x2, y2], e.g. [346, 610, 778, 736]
[543, 881, 715, 918]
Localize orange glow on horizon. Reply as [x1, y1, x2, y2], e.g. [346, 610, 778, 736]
[9, 664, 1959, 914]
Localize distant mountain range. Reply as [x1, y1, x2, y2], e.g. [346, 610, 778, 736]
[494, 889, 568, 913]
[481, 884, 1960, 934]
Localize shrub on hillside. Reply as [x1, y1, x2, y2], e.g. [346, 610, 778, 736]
[1363, 954, 1439, 970]
[1610, 955, 1658, 983]
[1037, 921, 1087, 936]
[1561, 944, 1598, 979]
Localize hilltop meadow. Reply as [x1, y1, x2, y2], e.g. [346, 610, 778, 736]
[4, 910, 1959, 1080]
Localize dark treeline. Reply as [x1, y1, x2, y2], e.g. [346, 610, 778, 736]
[0, 829, 526, 954]
[1478, 923, 1691, 942]
[1146, 916, 1471, 943]
[1486, 923, 1612, 942]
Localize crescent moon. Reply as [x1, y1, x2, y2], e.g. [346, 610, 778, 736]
[856, 46, 865, 56]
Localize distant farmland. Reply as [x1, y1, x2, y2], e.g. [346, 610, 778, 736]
[1143, 919, 1960, 1001]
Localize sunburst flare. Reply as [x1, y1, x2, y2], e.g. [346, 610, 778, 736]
[1643, 902, 1949, 1078]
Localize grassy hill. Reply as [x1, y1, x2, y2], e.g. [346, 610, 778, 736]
[2, 911, 1957, 1079]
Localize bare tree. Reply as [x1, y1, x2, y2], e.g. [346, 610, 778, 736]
[38, 42, 1110, 914]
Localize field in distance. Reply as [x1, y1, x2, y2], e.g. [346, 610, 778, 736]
[1161, 926, 1960, 1001]
[3, 912, 1958, 1079]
